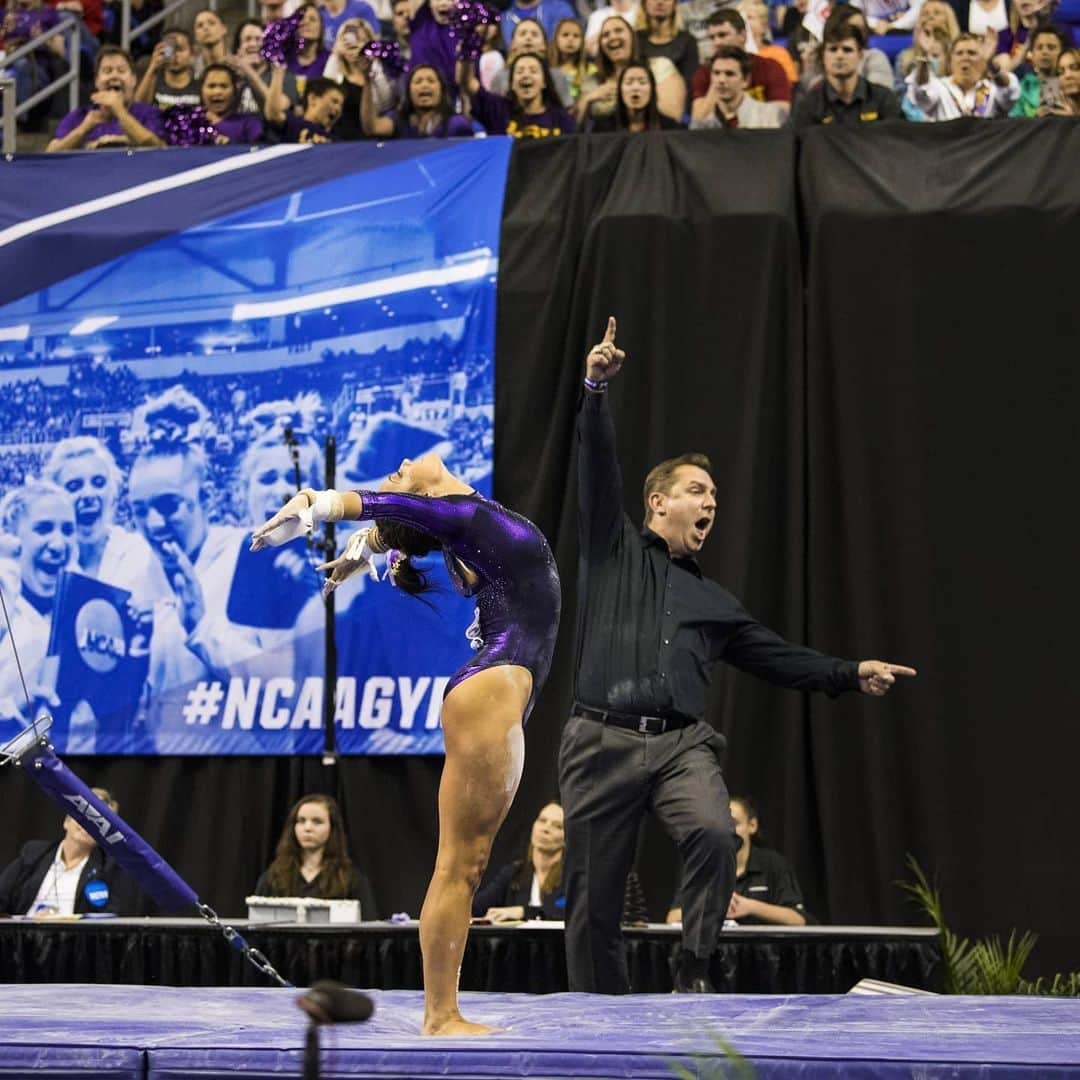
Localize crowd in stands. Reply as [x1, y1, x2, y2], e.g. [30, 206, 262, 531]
[3, 0, 1077, 143]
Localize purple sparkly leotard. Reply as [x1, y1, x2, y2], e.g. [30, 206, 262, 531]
[358, 491, 561, 718]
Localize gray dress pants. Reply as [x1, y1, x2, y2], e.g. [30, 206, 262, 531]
[558, 710, 738, 993]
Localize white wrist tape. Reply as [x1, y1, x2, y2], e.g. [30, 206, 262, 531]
[309, 489, 344, 523]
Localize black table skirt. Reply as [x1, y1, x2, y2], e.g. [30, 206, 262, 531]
[0, 920, 941, 994]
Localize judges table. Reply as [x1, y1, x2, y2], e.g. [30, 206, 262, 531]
[0, 918, 940, 993]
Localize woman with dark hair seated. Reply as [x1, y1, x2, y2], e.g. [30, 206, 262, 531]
[360, 63, 473, 138]
[473, 801, 649, 925]
[461, 52, 576, 137]
[201, 63, 265, 143]
[667, 794, 812, 927]
[254, 793, 377, 916]
[587, 60, 685, 131]
[251, 451, 561, 1035]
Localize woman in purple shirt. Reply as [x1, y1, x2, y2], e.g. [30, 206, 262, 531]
[288, 2, 331, 82]
[251, 454, 561, 1036]
[463, 52, 577, 136]
[360, 63, 474, 137]
[201, 63, 265, 143]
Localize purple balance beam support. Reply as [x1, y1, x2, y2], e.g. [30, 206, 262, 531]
[17, 737, 198, 914]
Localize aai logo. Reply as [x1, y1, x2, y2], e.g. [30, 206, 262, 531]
[74, 599, 126, 674]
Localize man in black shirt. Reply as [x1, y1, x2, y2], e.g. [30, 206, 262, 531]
[791, 21, 902, 130]
[559, 318, 915, 993]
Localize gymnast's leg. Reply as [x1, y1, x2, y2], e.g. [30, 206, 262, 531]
[419, 663, 532, 1036]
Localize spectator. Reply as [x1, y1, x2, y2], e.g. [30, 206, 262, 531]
[666, 796, 810, 927]
[968, 0, 1009, 36]
[0, 480, 75, 726]
[472, 802, 649, 925]
[267, 70, 344, 138]
[500, 0, 578, 42]
[689, 44, 783, 126]
[47, 45, 165, 149]
[678, 0, 730, 58]
[588, 57, 686, 126]
[549, 16, 594, 102]
[43, 436, 156, 604]
[791, 20, 902, 126]
[324, 17, 398, 138]
[996, 0, 1069, 72]
[690, 10, 790, 116]
[230, 19, 302, 117]
[254, 794, 378, 916]
[585, 0, 638, 56]
[0, 0, 67, 132]
[201, 62, 264, 142]
[578, 14, 684, 122]
[894, 0, 960, 89]
[636, 0, 699, 89]
[406, 0, 460, 95]
[289, 3, 332, 81]
[900, 22, 952, 116]
[490, 19, 573, 107]
[360, 61, 474, 135]
[261, 0, 286, 23]
[134, 28, 200, 109]
[390, 0, 411, 64]
[737, 0, 797, 83]
[813, 3, 893, 87]
[319, 0, 380, 50]
[476, 18, 508, 90]
[465, 51, 577, 135]
[860, 0, 926, 35]
[0, 788, 137, 917]
[54, 0, 103, 40]
[906, 30, 1019, 116]
[192, 7, 229, 76]
[1011, 23, 1069, 114]
[1045, 44, 1080, 113]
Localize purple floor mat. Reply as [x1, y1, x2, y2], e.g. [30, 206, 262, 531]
[2, 985, 1079, 1079]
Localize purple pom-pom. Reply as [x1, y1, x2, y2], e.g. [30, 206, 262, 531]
[162, 104, 218, 147]
[361, 39, 406, 80]
[260, 11, 307, 67]
[448, 0, 496, 63]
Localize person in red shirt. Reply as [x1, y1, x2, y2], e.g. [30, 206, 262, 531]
[689, 9, 790, 117]
[49, 0, 102, 39]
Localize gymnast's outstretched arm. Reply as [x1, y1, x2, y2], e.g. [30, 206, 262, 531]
[250, 488, 476, 553]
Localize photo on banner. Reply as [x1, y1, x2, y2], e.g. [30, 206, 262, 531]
[0, 140, 511, 756]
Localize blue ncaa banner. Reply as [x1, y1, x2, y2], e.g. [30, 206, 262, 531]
[0, 140, 512, 755]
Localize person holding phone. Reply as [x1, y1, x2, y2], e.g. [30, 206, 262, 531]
[135, 28, 201, 109]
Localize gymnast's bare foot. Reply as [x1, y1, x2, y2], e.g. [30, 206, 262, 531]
[422, 1014, 502, 1037]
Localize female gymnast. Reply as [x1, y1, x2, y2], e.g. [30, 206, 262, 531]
[250, 455, 561, 1036]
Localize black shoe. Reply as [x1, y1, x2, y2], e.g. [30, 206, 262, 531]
[671, 949, 716, 993]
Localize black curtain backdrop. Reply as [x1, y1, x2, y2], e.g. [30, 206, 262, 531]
[800, 118, 1080, 976]
[3, 122, 1079, 977]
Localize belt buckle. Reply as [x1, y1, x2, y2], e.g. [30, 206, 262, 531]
[638, 715, 664, 734]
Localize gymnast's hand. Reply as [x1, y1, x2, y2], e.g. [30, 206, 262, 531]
[858, 660, 917, 696]
[250, 492, 314, 552]
[316, 527, 380, 597]
[586, 316, 627, 385]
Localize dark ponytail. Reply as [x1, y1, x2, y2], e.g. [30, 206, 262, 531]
[375, 518, 440, 598]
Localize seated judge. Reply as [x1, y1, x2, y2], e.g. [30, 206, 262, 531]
[0, 787, 136, 916]
[473, 801, 648, 924]
[668, 795, 811, 927]
[254, 793, 377, 918]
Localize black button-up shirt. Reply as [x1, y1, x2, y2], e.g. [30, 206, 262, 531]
[574, 391, 859, 721]
[791, 75, 902, 130]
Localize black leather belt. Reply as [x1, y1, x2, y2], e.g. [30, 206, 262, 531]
[574, 704, 695, 736]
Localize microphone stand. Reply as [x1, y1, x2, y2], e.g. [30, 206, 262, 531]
[282, 428, 337, 767]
